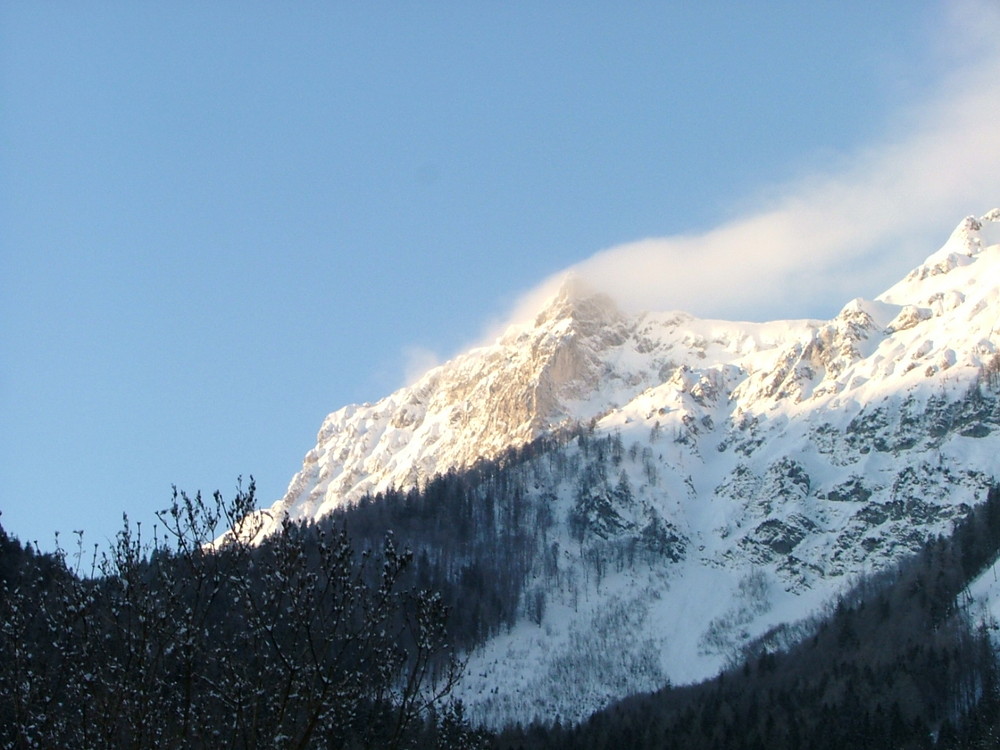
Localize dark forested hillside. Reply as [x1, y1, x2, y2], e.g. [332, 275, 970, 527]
[319, 437, 561, 653]
[495, 486, 1000, 750]
[307, 446, 1000, 748]
[4, 465, 1000, 748]
[0, 485, 487, 749]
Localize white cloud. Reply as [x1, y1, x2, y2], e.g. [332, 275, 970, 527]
[402, 344, 442, 385]
[506, 0, 1000, 324]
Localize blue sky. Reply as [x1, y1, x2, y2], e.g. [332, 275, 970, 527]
[3, 2, 999, 551]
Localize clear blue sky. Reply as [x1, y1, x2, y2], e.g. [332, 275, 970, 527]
[3, 2, 998, 551]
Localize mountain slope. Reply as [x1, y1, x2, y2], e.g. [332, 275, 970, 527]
[258, 211, 1000, 725]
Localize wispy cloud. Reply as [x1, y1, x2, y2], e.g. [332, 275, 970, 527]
[401, 345, 442, 386]
[509, 0, 1000, 325]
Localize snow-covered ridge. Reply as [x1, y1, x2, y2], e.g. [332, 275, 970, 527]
[263, 212, 999, 535]
[260, 280, 817, 535]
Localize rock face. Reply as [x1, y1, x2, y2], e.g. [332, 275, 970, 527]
[256, 211, 1000, 725]
[266, 276, 651, 529]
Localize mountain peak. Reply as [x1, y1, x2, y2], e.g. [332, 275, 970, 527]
[533, 273, 624, 328]
[948, 214, 986, 256]
[878, 209, 1000, 306]
[937, 208, 1000, 257]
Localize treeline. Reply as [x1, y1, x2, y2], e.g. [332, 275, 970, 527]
[321, 432, 574, 653]
[321, 427, 682, 657]
[496, 486, 1000, 750]
[0, 482, 487, 749]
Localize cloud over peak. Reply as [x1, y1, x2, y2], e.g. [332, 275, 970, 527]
[506, 0, 1000, 325]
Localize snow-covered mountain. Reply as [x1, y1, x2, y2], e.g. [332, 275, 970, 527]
[257, 211, 1000, 725]
[264, 278, 827, 530]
